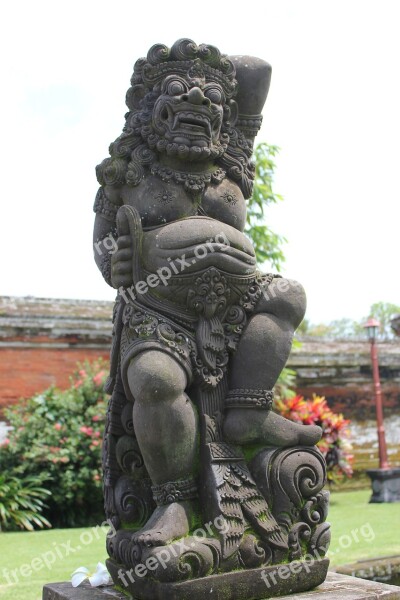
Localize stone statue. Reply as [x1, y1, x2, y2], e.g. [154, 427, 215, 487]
[93, 39, 330, 599]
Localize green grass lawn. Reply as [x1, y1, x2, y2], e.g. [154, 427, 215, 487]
[328, 489, 400, 566]
[0, 490, 399, 600]
[0, 526, 106, 600]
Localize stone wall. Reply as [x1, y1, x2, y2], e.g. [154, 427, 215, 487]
[1, 297, 399, 419]
[288, 339, 400, 418]
[0, 296, 110, 412]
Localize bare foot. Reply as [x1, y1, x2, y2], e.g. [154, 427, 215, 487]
[132, 500, 194, 547]
[223, 409, 322, 447]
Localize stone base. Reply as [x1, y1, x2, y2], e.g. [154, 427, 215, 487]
[367, 468, 400, 502]
[43, 570, 400, 600]
[106, 557, 329, 600]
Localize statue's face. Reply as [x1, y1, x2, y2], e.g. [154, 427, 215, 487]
[151, 75, 226, 160]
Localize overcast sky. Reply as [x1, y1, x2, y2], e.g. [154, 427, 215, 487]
[1, 0, 399, 323]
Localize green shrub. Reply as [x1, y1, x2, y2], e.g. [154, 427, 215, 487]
[0, 472, 51, 531]
[0, 361, 108, 528]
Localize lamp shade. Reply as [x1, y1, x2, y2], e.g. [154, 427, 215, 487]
[363, 317, 380, 341]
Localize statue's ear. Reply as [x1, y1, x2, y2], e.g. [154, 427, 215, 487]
[126, 84, 146, 111]
[226, 99, 238, 127]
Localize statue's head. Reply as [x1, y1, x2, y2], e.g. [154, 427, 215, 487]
[126, 39, 239, 162]
[97, 39, 263, 198]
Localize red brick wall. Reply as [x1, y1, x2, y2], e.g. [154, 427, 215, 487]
[0, 348, 109, 413]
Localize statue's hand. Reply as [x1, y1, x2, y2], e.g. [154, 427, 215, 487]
[111, 210, 134, 289]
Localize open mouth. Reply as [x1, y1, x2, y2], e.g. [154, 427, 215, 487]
[159, 103, 221, 141]
[175, 113, 211, 137]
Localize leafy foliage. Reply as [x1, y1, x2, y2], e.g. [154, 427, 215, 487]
[274, 368, 297, 401]
[0, 361, 108, 528]
[246, 142, 286, 270]
[0, 473, 51, 531]
[275, 394, 353, 483]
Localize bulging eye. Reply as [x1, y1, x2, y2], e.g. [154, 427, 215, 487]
[167, 79, 187, 96]
[204, 86, 223, 105]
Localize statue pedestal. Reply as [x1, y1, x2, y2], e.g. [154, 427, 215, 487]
[43, 571, 400, 600]
[105, 557, 329, 599]
[367, 468, 400, 503]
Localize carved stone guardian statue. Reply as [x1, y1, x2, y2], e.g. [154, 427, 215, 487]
[93, 39, 330, 599]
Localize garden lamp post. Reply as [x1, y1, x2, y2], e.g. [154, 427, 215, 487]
[363, 318, 389, 470]
[363, 318, 400, 502]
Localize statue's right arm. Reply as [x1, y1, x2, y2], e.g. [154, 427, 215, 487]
[92, 186, 133, 289]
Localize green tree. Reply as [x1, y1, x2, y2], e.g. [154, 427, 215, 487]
[246, 142, 297, 397]
[303, 318, 363, 340]
[368, 302, 400, 340]
[246, 142, 286, 270]
[301, 302, 400, 341]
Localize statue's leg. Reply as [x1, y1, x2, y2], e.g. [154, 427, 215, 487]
[223, 278, 322, 447]
[126, 349, 198, 546]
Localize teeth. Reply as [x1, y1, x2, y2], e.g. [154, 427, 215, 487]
[179, 113, 212, 137]
[166, 107, 215, 139]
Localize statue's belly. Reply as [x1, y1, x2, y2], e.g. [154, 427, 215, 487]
[141, 216, 256, 278]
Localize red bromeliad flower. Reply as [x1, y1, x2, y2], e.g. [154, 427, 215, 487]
[276, 394, 353, 482]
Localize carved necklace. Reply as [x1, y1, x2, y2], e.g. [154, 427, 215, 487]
[150, 162, 226, 196]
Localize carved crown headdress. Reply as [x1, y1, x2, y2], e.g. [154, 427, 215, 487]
[126, 38, 238, 111]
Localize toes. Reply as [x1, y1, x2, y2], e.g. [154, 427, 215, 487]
[133, 530, 166, 548]
[301, 425, 323, 446]
[142, 533, 156, 548]
[136, 533, 154, 547]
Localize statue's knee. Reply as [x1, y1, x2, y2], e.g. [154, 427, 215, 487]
[266, 278, 306, 329]
[285, 279, 307, 329]
[127, 351, 186, 403]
